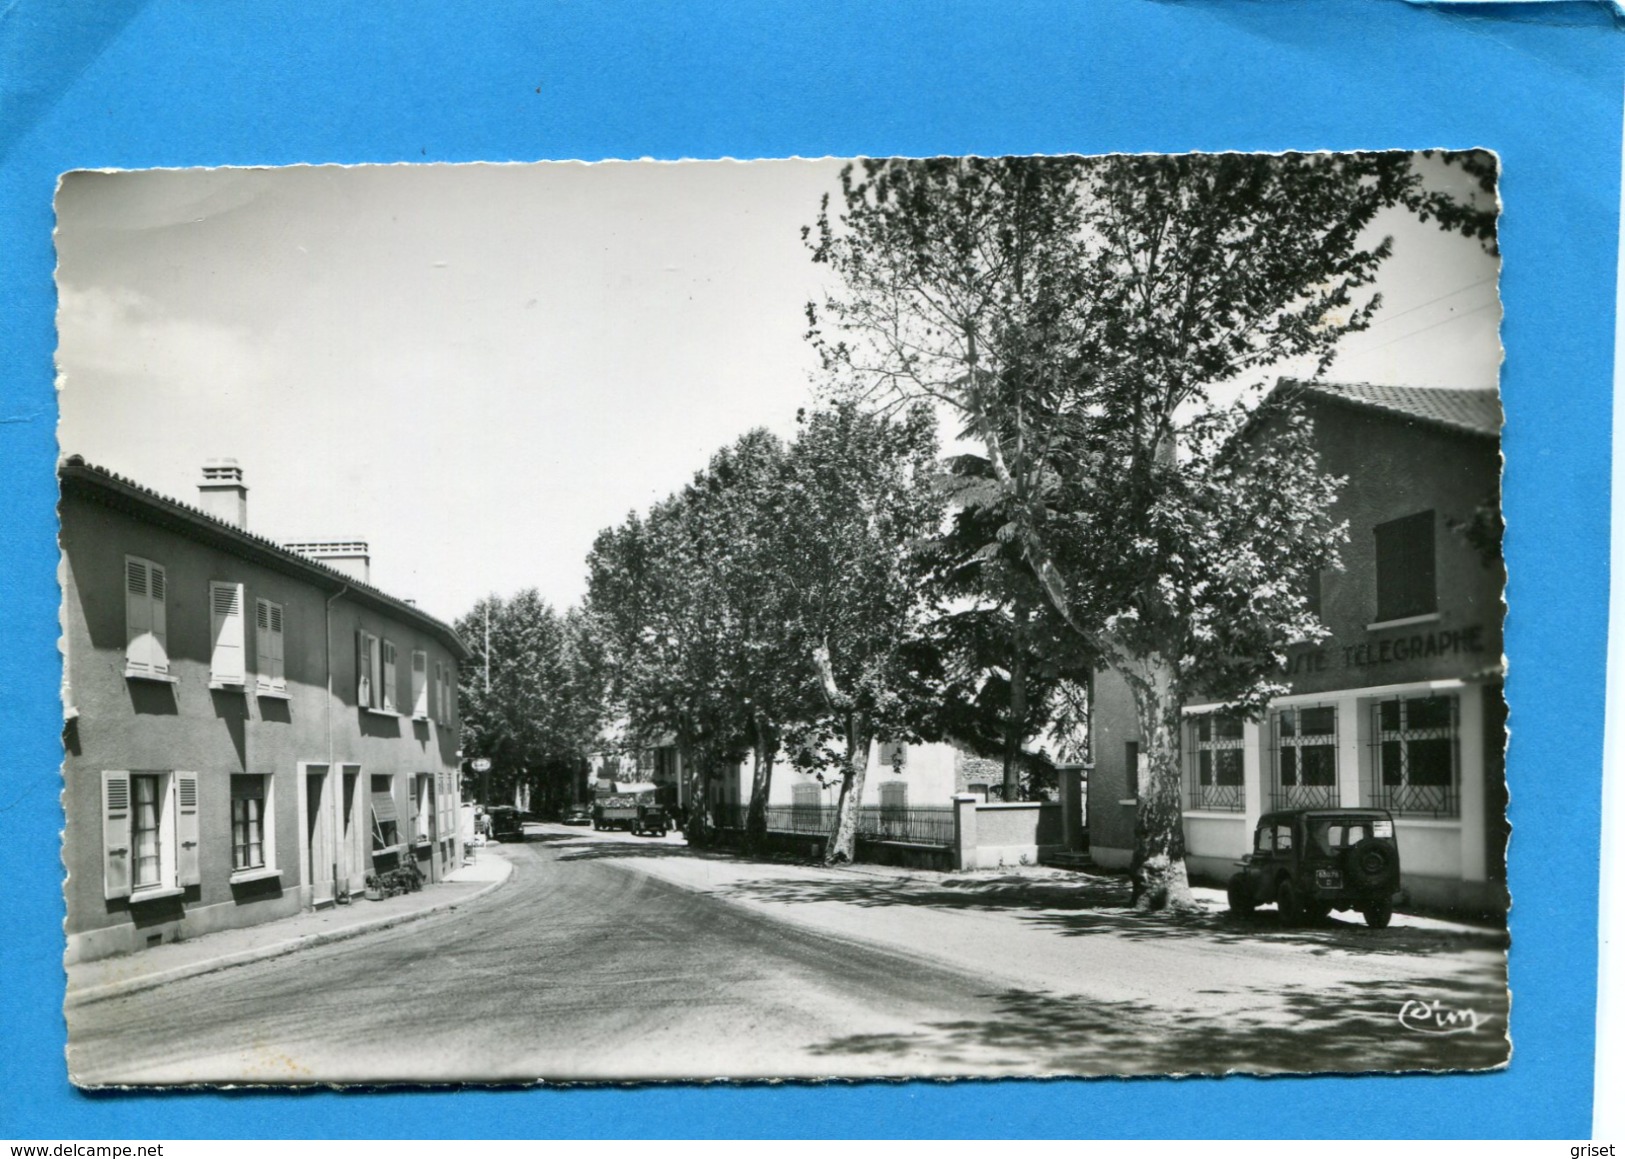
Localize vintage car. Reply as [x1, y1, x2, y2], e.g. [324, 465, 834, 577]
[485, 805, 526, 843]
[1227, 808, 1404, 928]
[628, 801, 671, 838]
[561, 804, 593, 826]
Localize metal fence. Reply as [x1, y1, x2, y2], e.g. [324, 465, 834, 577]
[712, 802, 956, 847]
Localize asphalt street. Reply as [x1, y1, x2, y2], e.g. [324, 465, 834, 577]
[67, 825, 1510, 1085]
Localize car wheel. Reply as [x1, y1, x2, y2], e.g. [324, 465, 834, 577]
[1276, 879, 1300, 926]
[1226, 874, 1254, 915]
[1363, 905, 1393, 930]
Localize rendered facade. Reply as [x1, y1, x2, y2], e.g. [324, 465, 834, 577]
[1087, 381, 1506, 915]
[61, 457, 471, 964]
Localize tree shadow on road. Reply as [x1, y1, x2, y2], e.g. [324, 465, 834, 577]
[718, 872, 1508, 960]
[808, 971, 1510, 1077]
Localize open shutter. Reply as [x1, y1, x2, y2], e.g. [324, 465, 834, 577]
[148, 564, 169, 675]
[175, 773, 200, 885]
[210, 583, 246, 685]
[412, 651, 428, 719]
[124, 559, 152, 675]
[268, 603, 285, 689]
[356, 631, 373, 707]
[382, 642, 397, 713]
[102, 771, 132, 899]
[255, 600, 271, 690]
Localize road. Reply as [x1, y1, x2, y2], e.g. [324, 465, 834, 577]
[68, 825, 1510, 1084]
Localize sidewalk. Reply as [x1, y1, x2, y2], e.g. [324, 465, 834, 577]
[64, 845, 514, 1008]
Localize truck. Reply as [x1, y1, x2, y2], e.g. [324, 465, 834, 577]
[592, 794, 670, 837]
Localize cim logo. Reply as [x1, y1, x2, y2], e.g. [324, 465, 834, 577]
[1397, 998, 1482, 1035]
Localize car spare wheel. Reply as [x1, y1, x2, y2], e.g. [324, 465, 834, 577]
[1344, 837, 1397, 888]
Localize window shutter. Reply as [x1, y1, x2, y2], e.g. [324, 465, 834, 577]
[210, 583, 246, 685]
[357, 631, 373, 707]
[148, 564, 169, 674]
[124, 559, 152, 674]
[175, 772, 201, 885]
[255, 600, 271, 690]
[268, 603, 285, 688]
[412, 651, 428, 719]
[382, 641, 397, 712]
[102, 771, 133, 899]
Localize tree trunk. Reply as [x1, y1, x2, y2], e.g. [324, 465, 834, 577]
[744, 712, 776, 853]
[682, 741, 712, 847]
[1002, 597, 1031, 802]
[1122, 655, 1198, 912]
[824, 713, 872, 864]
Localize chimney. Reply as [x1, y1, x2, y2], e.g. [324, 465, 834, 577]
[285, 539, 371, 584]
[197, 458, 248, 527]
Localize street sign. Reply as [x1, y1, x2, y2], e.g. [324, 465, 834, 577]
[471, 757, 492, 773]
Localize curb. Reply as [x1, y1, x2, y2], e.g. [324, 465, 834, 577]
[64, 857, 514, 1009]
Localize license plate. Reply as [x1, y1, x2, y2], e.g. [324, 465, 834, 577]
[1315, 869, 1343, 888]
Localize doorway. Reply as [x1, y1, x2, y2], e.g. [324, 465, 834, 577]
[305, 768, 334, 906]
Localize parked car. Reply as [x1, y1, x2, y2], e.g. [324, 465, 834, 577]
[629, 801, 671, 838]
[486, 805, 525, 843]
[561, 804, 593, 826]
[1227, 808, 1404, 928]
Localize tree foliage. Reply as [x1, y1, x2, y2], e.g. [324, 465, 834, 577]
[809, 150, 1496, 908]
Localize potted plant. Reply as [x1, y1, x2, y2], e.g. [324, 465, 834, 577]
[364, 871, 384, 901]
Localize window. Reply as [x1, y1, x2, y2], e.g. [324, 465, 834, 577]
[381, 640, 398, 713]
[209, 582, 247, 688]
[877, 740, 909, 769]
[255, 599, 286, 694]
[879, 780, 908, 811]
[231, 775, 272, 871]
[101, 770, 198, 899]
[132, 774, 163, 887]
[1189, 713, 1244, 811]
[1272, 705, 1339, 809]
[1371, 695, 1459, 817]
[412, 650, 429, 719]
[1124, 741, 1140, 801]
[413, 774, 433, 843]
[123, 556, 170, 679]
[1374, 511, 1437, 622]
[357, 631, 376, 708]
[371, 774, 400, 851]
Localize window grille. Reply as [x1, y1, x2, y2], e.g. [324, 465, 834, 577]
[1188, 713, 1245, 811]
[1370, 694, 1459, 817]
[1272, 705, 1339, 809]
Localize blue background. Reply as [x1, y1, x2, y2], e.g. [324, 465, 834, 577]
[0, 0, 1619, 1139]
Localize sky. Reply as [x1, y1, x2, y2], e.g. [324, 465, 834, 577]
[54, 157, 1502, 625]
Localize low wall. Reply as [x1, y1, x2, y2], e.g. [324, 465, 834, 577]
[956, 799, 1063, 870]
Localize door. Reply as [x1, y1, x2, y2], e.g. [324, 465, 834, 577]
[305, 770, 334, 906]
[339, 769, 359, 892]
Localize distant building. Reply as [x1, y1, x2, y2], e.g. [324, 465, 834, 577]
[1087, 380, 1506, 915]
[60, 457, 471, 964]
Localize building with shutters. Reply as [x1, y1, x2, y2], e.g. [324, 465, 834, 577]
[60, 456, 472, 964]
[1085, 380, 1506, 916]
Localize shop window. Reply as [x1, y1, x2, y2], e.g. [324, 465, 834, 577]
[1272, 705, 1339, 809]
[123, 556, 170, 679]
[1374, 511, 1437, 622]
[1189, 713, 1245, 811]
[1370, 695, 1459, 817]
[371, 774, 400, 851]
